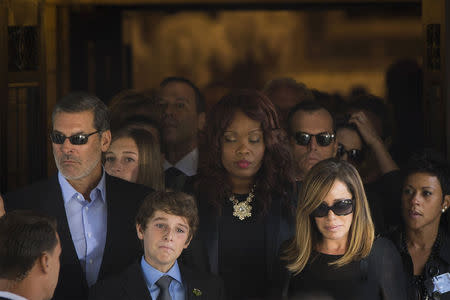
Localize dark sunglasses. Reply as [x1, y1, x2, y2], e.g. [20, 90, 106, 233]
[337, 143, 363, 163]
[50, 131, 100, 145]
[294, 131, 335, 147]
[311, 199, 354, 218]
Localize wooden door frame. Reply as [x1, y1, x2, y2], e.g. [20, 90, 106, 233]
[0, 2, 7, 192]
[446, 0, 450, 159]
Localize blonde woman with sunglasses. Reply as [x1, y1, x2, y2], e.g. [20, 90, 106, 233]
[281, 158, 406, 300]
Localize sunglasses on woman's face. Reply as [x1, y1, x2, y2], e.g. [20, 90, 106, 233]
[337, 143, 363, 163]
[294, 131, 335, 147]
[311, 199, 354, 218]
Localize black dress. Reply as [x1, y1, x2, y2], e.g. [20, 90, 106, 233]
[388, 226, 450, 300]
[283, 237, 407, 300]
[218, 194, 267, 299]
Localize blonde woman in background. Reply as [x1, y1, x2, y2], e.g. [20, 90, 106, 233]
[281, 158, 406, 300]
[104, 128, 164, 191]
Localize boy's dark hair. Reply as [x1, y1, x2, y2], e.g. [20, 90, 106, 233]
[0, 210, 58, 281]
[136, 191, 199, 242]
[286, 100, 336, 136]
[404, 149, 450, 196]
[160, 76, 206, 113]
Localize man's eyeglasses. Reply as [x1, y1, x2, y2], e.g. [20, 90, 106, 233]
[50, 131, 100, 145]
[311, 199, 354, 218]
[294, 132, 335, 147]
[337, 143, 363, 163]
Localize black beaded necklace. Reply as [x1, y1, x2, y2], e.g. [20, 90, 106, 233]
[402, 231, 442, 300]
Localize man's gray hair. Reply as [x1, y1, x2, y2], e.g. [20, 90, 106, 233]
[52, 92, 110, 131]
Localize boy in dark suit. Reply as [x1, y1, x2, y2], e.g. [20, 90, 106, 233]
[89, 191, 225, 300]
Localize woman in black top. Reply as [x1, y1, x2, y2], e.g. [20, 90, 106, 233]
[282, 159, 406, 300]
[192, 89, 296, 299]
[388, 150, 450, 300]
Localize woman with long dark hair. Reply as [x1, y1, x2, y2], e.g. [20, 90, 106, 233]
[191, 89, 296, 299]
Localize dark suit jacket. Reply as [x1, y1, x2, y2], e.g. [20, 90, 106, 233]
[89, 261, 225, 300]
[4, 174, 152, 300]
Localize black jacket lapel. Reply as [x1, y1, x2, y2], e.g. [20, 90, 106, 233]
[97, 175, 113, 279]
[265, 198, 281, 282]
[180, 265, 202, 300]
[265, 195, 295, 283]
[439, 228, 450, 265]
[46, 175, 88, 288]
[122, 262, 152, 300]
[199, 205, 220, 275]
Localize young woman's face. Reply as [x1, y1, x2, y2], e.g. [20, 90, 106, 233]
[314, 180, 354, 245]
[221, 110, 265, 186]
[336, 128, 363, 167]
[402, 172, 449, 231]
[104, 137, 139, 183]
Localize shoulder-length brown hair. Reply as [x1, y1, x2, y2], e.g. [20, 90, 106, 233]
[283, 158, 374, 274]
[111, 128, 165, 191]
[196, 89, 295, 216]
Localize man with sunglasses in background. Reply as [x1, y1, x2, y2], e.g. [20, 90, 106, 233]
[2, 92, 152, 300]
[287, 100, 338, 182]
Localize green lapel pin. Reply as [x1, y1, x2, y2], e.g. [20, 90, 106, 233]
[192, 288, 202, 296]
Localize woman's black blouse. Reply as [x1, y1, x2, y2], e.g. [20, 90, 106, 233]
[218, 194, 266, 299]
[388, 226, 450, 300]
[284, 237, 407, 300]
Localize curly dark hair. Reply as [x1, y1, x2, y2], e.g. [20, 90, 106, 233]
[196, 89, 296, 216]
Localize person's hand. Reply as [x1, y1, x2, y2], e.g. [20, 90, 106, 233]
[349, 111, 398, 174]
[348, 111, 382, 147]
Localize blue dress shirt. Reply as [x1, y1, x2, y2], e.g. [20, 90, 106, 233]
[140, 256, 185, 300]
[58, 171, 107, 287]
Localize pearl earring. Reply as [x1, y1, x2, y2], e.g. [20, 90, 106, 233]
[442, 206, 447, 213]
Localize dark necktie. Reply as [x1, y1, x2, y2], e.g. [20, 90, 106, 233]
[165, 167, 186, 191]
[156, 275, 173, 300]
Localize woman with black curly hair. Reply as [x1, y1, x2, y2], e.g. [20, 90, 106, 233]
[188, 89, 296, 299]
[388, 150, 450, 300]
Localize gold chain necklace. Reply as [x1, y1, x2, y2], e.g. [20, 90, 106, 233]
[229, 185, 256, 221]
